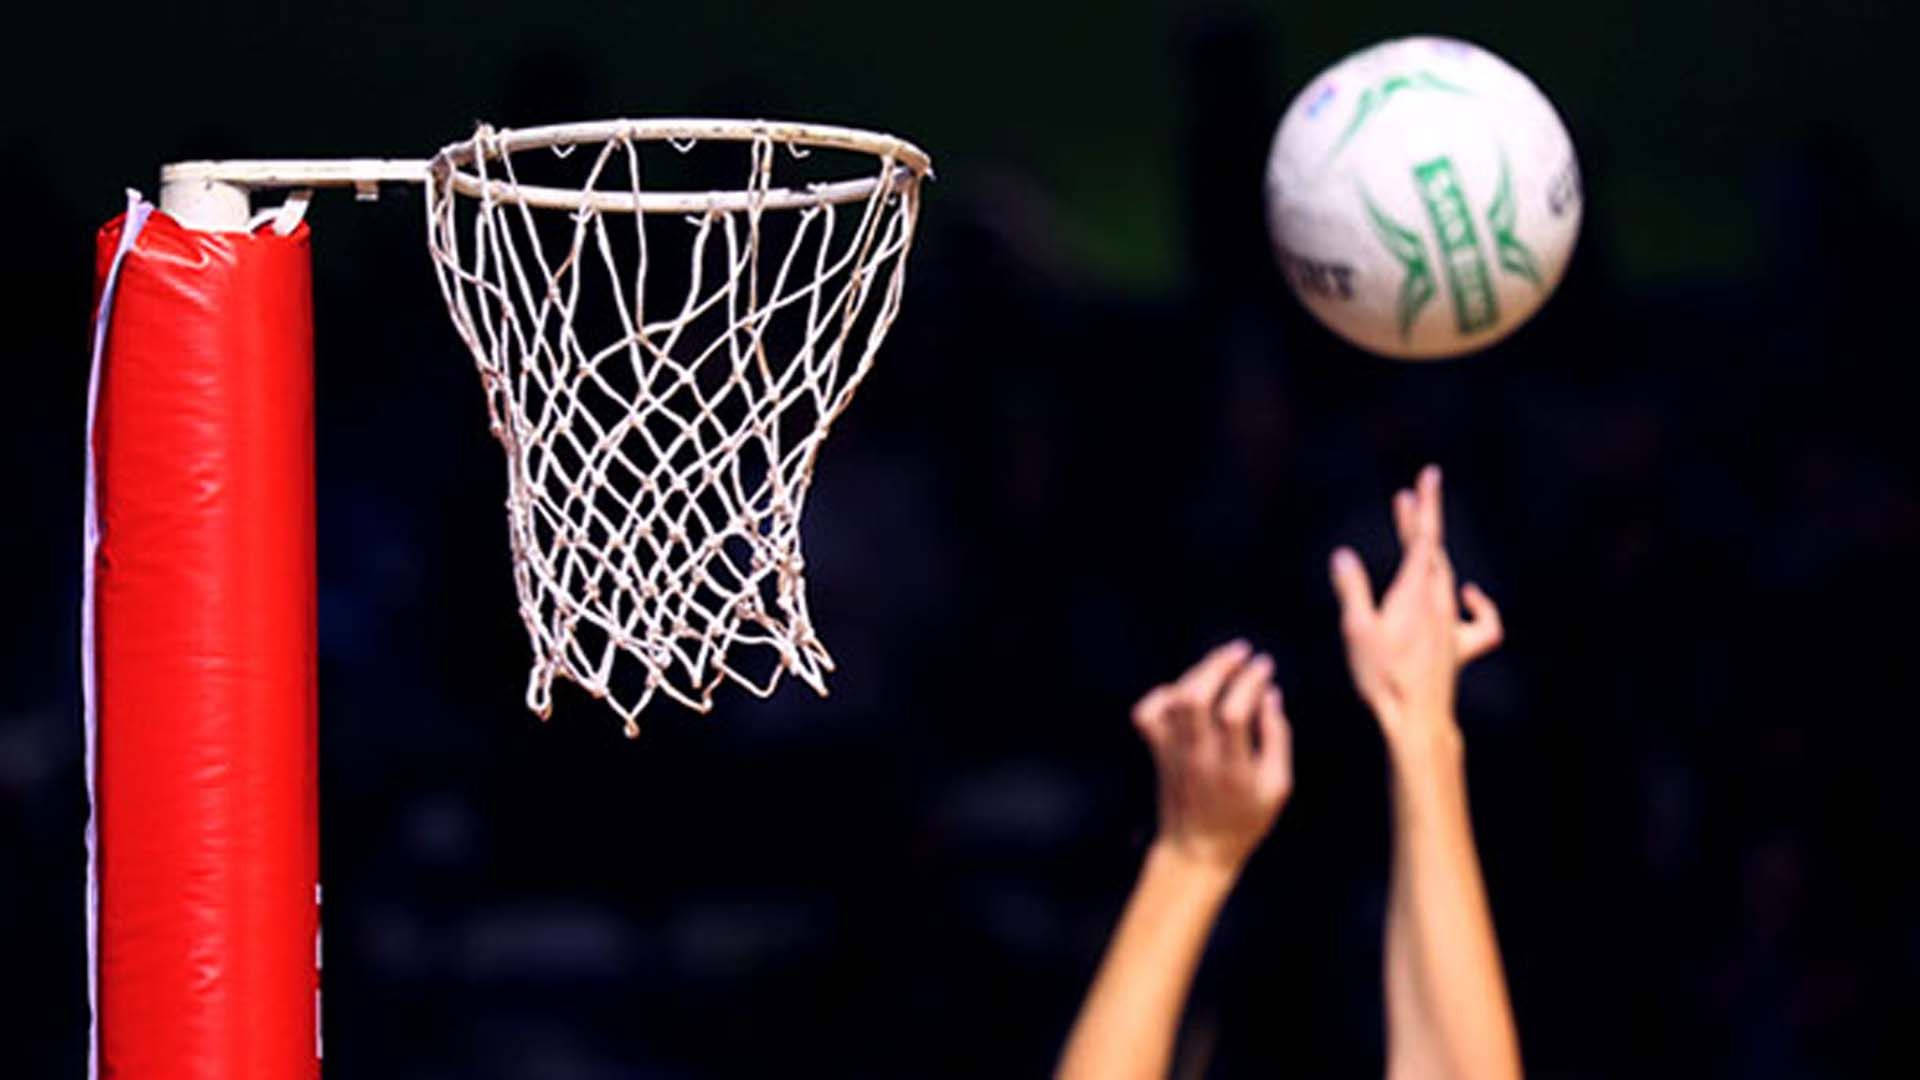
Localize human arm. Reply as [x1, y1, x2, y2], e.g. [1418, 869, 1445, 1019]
[1056, 642, 1293, 1080]
[1329, 466, 1521, 1080]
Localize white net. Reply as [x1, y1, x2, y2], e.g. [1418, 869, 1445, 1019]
[424, 121, 927, 734]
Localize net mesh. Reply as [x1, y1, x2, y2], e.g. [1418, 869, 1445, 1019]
[424, 123, 924, 734]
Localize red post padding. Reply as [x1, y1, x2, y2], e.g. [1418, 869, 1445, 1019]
[91, 210, 319, 1078]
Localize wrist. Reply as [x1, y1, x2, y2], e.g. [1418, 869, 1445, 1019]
[1382, 710, 1465, 767]
[1144, 836, 1245, 897]
[1383, 716, 1470, 815]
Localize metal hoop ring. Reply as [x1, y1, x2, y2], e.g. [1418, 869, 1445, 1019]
[430, 118, 933, 215]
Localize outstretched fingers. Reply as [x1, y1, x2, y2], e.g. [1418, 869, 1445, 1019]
[1388, 465, 1454, 609]
[1393, 487, 1420, 549]
[1415, 464, 1444, 544]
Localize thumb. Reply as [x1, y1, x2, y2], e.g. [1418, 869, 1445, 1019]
[1330, 547, 1376, 637]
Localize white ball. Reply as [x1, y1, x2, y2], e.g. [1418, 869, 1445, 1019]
[1266, 36, 1582, 360]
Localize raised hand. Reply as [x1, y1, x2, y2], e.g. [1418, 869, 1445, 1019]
[1330, 465, 1523, 1080]
[1131, 640, 1294, 873]
[1058, 641, 1294, 1080]
[1328, 465, 1502, 745]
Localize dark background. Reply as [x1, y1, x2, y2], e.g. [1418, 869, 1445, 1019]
[6, 1, 1918, 1075]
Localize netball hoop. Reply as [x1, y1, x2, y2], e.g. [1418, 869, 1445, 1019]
[88, 113, 927, 1080]
[162, 119, 932, 732]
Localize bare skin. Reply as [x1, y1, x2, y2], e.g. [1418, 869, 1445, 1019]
[1055, 641, 1293, 1080]
[1331, 465, 1520, 1080]
[1058, 465, 1521, 1080]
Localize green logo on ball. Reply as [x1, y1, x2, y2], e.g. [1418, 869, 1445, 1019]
[1486, 156, 1542, 288]
[1363, 155, 1544, 342]
[1325, 71, 1471, 167]
[1414, 156, 1498, 335]
[1361, 191, 1437, 342]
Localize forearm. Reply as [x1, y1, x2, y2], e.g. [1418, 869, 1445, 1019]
[1057, 842, 1237, 1080]
[1383, 722, 1521, 1080]
[1383, 853, 1435, 1074]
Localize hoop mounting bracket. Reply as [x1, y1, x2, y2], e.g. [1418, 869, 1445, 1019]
[157, 159, 430, 231]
